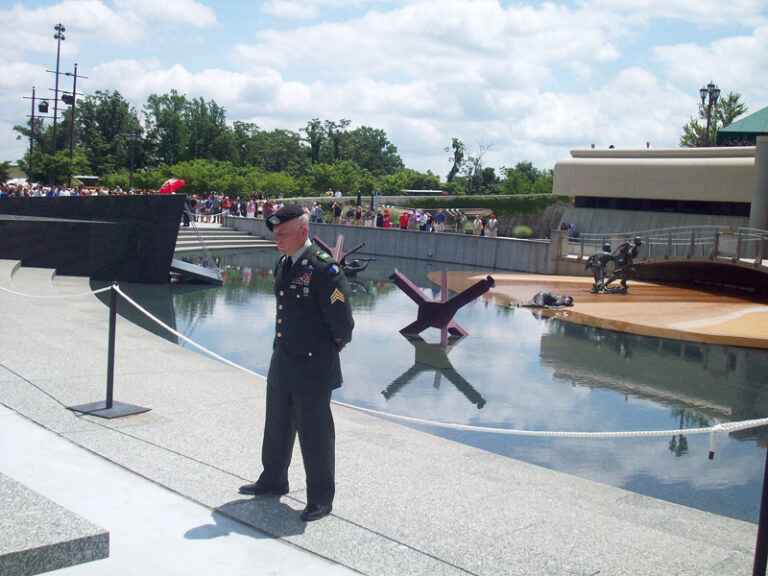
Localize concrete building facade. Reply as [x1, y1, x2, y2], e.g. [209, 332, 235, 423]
[552, 145, 764, 234]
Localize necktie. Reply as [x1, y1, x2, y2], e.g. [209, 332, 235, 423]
[283, 256, 292, 276]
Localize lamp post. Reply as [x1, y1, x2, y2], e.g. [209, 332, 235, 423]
[699, 82, 721, 147]
[62, 63, 86, 189]
[48, 23, 65, 186]
[27, 88, 39, 183]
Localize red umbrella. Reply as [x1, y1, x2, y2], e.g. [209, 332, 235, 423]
[158, 178, 185, 194]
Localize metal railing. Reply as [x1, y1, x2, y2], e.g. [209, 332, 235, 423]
[559, 225, 768, 268]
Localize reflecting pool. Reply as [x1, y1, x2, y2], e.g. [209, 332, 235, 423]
[140, 250, 768, 523]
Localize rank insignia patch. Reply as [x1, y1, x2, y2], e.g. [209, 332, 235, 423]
[330, 288, 345, 304]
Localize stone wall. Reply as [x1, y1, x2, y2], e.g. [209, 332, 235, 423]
[226, 216, 557, 275]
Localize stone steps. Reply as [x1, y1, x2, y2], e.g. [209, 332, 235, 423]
[174, 226, 273, 254]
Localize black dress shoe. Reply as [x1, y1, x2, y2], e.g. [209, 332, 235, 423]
[238, 482, 289, 496]
[300, 503, 332, 522]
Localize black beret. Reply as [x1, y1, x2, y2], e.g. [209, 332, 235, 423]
[266, 204, 304, 231]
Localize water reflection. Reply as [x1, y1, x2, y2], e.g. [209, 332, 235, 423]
[539, 321, 768, 439]
[122, 250, 768, 523]
[383, 333, 486, 409]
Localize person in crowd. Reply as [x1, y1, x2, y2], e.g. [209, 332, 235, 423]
[455, 211, 467, 234]
[212, 194, 222, 224]
[332, 202, 342, 224]
[203, 195, 214, 223]
[262, 199, 274, 219]
[473, 215, 484, 236]
[188, 195, 198, 222]
[239, 205, 354, 524]
[435, 208, 446, 232]
[246, 199, 256, 218]
[398, 211, 409, 229]
[182, 193, 192, 227]
[486, 214, 498, 237]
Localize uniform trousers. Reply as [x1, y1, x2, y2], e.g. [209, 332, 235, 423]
[258, 383, 336, 505]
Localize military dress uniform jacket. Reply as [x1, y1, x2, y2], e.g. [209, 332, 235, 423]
[267, 243, 354, 393]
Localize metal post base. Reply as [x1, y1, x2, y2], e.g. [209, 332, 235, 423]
[67, 401, 151, 419]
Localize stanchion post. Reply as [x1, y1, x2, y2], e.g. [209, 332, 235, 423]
[754, 447, 768, 576]
[106, 283, 116, 409]
[67, 284, 151, 419]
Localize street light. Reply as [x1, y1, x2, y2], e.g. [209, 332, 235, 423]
[62, 63, 87, 188]
[48, 23, 65, 186]
[699, 81, 721, 147]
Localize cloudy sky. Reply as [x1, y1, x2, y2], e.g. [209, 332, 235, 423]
[1, 0, 767, 178]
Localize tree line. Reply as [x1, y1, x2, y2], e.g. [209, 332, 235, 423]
[11, 89, 553, 197]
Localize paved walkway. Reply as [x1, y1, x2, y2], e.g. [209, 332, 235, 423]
[0, 258, 760, 575]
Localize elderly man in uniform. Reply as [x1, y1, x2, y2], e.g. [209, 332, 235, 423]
[239, 204, 354, 522]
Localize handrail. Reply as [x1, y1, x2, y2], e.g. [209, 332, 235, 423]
[557, 225, 768, 269]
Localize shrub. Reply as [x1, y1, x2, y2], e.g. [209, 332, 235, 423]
[512, 225, 533, 239]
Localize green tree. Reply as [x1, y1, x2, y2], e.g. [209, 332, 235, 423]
[341, 126, 404, 175]
[0, 161, 11, 182]
[498, 163, 553, 195]
[76, 90, 141, 175]
[302, 118, 324, 164]
[322, 119, 350, 162]
[463, 143, 489, 195]
[256, 171, 300, 198]
[252, 129, 307, 176]
[33, 149, 90, 186]
[377, 168, 440, 193]
[680, 88, 748, 147]
[231, 121, 260, 167]
[143, 90, 189, 166]
[445, 137, 465, 182]
[13, 116, 49, 182]
[299, 160, 371, 196]
[184, 97, 230, 161]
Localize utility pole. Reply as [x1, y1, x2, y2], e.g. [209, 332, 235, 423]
[62, 63, 87, 188]
[22, 88, 53, 184]
[47, 23, 65, 186]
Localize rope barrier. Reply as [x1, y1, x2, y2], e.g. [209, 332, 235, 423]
[103, 286, 768, 458]
[3, 280, 768, 458]
[112, 286, 260, 377]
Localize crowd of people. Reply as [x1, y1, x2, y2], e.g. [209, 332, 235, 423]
[2, 182, 507, 237]
[0, 182, 146, 197]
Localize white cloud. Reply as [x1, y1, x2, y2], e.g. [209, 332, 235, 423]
[653, 26, 768, 103]
[262, 0, 321, 20]
[113, 0, 218, 27]
[1, 0, 767, 175]
[584, 0, 767, 24]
